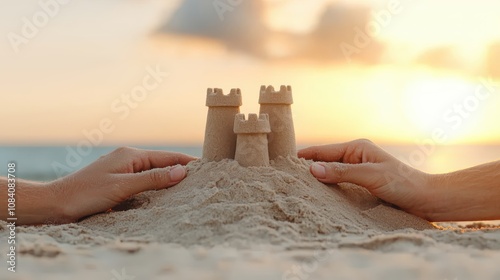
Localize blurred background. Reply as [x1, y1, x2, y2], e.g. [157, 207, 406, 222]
[0, 0, 499, 180]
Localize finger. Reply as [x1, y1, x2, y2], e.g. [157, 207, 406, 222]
[298, 139, 390, 164]
[298, 143, 349, 163]
[122, 165, 187, 194]
[310, 162, 383, 188]
[132, 150, 197, 173]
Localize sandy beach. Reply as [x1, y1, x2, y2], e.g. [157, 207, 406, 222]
[2, 1, 500, 279]
[1, 157, 499, 279]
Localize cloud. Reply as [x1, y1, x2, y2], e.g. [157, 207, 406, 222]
[158, 0, 268, 56]
[303, 3, 384, 63]
[157, 1, 384, 63]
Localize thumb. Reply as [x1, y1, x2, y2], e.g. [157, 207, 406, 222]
[125, 165, 187, 193]
[310, 162, 382, 188]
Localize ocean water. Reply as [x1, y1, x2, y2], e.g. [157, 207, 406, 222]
[1, 145, 499, 181]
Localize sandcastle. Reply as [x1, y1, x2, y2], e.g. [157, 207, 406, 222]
[234, 113, 271, 167]
[202, 85, 297, 166]
[202, 88, 242, 161]
[259, 85, 296, 160]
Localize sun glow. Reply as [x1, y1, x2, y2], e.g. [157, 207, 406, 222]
[402, 77, 489, 143]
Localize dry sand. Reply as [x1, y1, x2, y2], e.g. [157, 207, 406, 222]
[1, 157, 500, 279]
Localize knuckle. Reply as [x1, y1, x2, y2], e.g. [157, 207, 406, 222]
[111, 147, 140, 163]
[148, 170, 166, 188]
[335, 166, 347, 181]
[329, 163, 349, 182]
[353, 138, 373, 146]
[113, 146, 136, 155]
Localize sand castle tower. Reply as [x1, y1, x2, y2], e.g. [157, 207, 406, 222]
[259, 85, 297, 160]
[203, 88, 242, 161]
[233, 113, 271, 167]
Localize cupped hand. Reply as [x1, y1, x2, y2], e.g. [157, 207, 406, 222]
[50, 147, 196, 223]
[298, 139, 434, 220]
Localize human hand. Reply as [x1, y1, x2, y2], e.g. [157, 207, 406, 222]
[298, 139, 434, 220]
[49, 147, 196, 223]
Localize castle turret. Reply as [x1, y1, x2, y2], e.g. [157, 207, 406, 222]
[233, 113, 271, 167]
[203, 88, 242, 161]
[258, 85, 297, 160]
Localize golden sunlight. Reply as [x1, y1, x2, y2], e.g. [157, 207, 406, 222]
[402, 75, 498, 144]
[403, 78, 473, 131]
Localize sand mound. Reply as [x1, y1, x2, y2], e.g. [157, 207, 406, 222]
[3, 158, 500, 280]
[72, 157, 432, 247]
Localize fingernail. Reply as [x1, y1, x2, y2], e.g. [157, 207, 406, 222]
[169, 166, 186, 182]
[311, 163, 326, 179]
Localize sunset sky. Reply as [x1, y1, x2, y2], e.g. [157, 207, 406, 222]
[1, 0, 499, 146]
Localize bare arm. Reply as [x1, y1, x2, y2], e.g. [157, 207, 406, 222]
[0, 178, 61, 225]
[299, 139, 500, 222]
[0, 147, 196, 225]
[427, 160, 500, 221]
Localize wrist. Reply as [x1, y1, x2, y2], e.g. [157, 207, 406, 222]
[422, 173, 453, 222]
[45, 179, 77, 224]
[401, 171, 444, 221]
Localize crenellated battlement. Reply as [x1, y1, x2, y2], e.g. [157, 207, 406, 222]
[259, 85, 293, 105]
[203, 85, 296, 163]
[233, 113, 271, 134]
[206, 88, 243, 107]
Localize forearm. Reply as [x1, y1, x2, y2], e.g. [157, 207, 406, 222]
[427, 160, 500, 222]
[0, 178, 65, 225]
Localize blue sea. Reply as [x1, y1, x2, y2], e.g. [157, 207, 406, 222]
[1, 145, 499, 181]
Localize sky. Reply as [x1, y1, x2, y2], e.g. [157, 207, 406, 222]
[1, 0, 499, 146]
